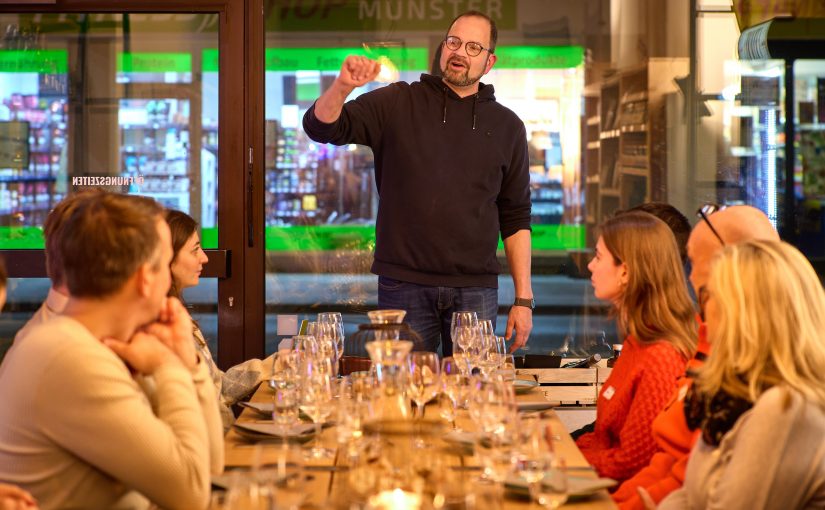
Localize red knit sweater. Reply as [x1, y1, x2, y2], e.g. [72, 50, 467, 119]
[576, 335, 688, 483]
[612, 325, 710, 509]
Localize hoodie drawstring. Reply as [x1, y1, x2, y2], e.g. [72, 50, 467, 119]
[472, 93, 478, 130]
[442, 88, 448, 124]
[442, 87, 479, 129]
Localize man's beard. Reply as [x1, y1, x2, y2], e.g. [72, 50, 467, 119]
[441, 57, 482, 87]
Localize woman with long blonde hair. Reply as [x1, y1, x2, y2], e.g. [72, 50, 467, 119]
[577, 211, 697, 482]
[660, 240, 825, 509]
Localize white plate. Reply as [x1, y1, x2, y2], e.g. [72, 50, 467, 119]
[239, 401, 274, 416]
[505, 474, 617, 500]
[516, 401, 556, 412]
[442, 430, 477, 447]
[232, 422, 317, 442]
[513, 378, 539, 394]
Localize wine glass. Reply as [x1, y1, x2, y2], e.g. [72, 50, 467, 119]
[269, 350, 300, 390]
[530, 457, 568, 509]
[440, 357, 463, 429]
[451, 311, 479, 340]
[298, 359, 334, 458]
[291, 335, 318, 355]
[263, 443, 307, 510]
[478, 319, 495, 337]
[317, 312, 345, 362]
[497, 353, 517, 382]
[312, 323, 340, 377]
[407, 351, 441, 419]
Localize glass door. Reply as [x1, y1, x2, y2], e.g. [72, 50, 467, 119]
[0, 3, 249, 368]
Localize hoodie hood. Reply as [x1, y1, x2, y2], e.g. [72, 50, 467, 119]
[420, 73, 496, 129]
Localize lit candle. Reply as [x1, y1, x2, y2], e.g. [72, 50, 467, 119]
[367, 488, 422, 510]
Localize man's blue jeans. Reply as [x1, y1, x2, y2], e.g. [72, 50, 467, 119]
[377, 276, 498, 357]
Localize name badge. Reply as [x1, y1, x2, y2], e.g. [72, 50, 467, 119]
[602, 386, 615, 400]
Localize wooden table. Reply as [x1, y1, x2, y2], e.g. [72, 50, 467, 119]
[223, 381, 617, 509]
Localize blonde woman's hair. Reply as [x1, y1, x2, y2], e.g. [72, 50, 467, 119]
[601, 211, 697, 357]
[697, 240, 825, 406]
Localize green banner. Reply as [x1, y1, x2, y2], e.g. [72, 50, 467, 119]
[117, 52, 192, 74]
[265, 47, 428, 71]
[263, 224, 584, 252]
[201, 227, 218, 250]
[202, 49, 219, 73]
[494, 46, 584, 69]
[0, 224, 584, 252]
[0, 50, 68, 74]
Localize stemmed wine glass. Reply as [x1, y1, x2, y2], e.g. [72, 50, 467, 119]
[298, 356, 334, 458]
[407, 351, 441, 419]
[439, 357, 464, 429]
[317, 312, 345, 367]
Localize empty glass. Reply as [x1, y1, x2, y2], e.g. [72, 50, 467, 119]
[407, 351, 441, 419]
[298, 359, 334, 458]
[530, 457, 568, 509]
[317, 312, 345, 364]
[263, 444, 307, 510]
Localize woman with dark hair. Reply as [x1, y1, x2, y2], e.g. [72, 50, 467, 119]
[165, 210, 272, 429]
[577, 211, 697, 483]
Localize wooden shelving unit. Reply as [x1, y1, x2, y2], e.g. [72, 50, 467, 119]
[585, 58, 688, 244]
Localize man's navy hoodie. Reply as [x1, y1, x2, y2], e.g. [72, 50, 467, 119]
[303, 73, 531, 288]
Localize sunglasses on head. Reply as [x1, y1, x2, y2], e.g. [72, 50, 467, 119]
[696, 203, 726, 246]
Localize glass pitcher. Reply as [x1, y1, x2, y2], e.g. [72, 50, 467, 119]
[365, 339, 413, 420]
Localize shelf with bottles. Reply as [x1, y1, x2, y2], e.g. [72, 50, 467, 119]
[119, 99, 191, 182]
[3, 94, 68, 178]
[0, 180, 56, 220]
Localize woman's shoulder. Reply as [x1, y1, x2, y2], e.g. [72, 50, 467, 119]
[636, 336, 688, 362]
[751, 386, 825, 425]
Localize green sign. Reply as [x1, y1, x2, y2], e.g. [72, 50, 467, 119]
[117, 52, 192, 73]
[262, 224, 584, 252]
[494, 46, 584, 69]
[206, 47, 429, 72]
[202, 49, 220, 73]
[0, 224, 584, 252]
[0, 50, 67, 74]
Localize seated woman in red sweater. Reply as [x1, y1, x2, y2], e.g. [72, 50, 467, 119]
[577, 211, 697, 483]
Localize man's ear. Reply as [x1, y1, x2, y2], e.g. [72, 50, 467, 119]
[135, 263, 153, 298]
[483, 53, 497, 75]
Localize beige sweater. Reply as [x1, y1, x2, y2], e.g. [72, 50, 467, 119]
[0, 316, 224, 510]
[659, 386, 825, 510]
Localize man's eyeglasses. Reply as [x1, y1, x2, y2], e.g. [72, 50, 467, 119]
[696, 203, 726, 246]
[444, 36, 492, 57]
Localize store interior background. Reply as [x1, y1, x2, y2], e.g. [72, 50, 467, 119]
[1, 0, 824, 364]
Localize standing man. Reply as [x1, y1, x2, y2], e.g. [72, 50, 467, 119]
[303, 10, 533, 355]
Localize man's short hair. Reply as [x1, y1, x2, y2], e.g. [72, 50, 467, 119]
[625, 202, 691, 263]
[43, 189, 104, 287]
[447, 10, 498, 53]
[59, 192, 164, 298]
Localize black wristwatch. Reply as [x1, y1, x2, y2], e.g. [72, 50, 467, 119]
[513, 297, 535, 309]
